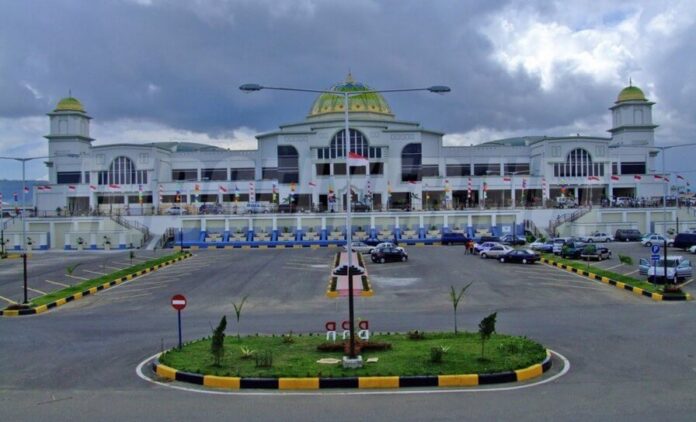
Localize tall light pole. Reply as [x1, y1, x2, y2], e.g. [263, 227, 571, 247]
[0, 153, 79, 304]
[240, 81, 450, 364]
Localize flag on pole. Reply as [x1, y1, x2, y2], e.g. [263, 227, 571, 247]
[522, 178, 527, 189]
[347, 152, 369, 167]
[13, 192, 18, 201]
[611, 175, 620, 181]
[218, 185, 228, 193]
[90, 184, 97, 192]
[68, 185, 76, 192]
[467, 177, 472, 199]
[387, 180, 392, 197]
[541, 177, 547, 199]
[272, 182, 277, 203]
[23, 186, 29, 194]
[194, 184, 200, 193]
[234, 184, 240, 202]
[633, 175, 642, 181]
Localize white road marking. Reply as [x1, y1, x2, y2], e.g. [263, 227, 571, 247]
[0, 295, 17, 304]
[625, 269, 639, 275]
[104, 292, 153, 301]
[26, 286, 47, 295]
[45, 279, 70, 288]
[136, 350, 571, 396]
[104, 265, 125, 271]
[83, 269, 108, 276]
[65, 274, 89, 281]
[678, 278, 694, 288]
[604, 264, 623, 270]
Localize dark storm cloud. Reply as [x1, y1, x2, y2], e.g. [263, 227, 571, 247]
[0, 0, 694, 146]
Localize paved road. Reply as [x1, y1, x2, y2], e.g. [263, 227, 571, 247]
[2, 246, 696, 421]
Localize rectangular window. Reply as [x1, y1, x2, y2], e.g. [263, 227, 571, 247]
[161, 194, 186, 203]
[83, 172, 90, 184]
[369, 147, 382, 159]
[333, 163, 346, 175]
[317, 149, 323, 160]
[612, 162, 618, 175]
[261, 167, 278, 180]
[350, 166, 366, 175]
[316, 163, 331, 176]
[503, 163, 530, 176]
[172, 169, 198, 181]
[370, 162, 384, 175]
[136, 170, 148, 185]
[98, 171, 108, 185]
[473, 163, 500, 176]
[128, 195, 153, 204]
[202, 168, 227, 181]
[446, 164, 471, 177]
[230, 168, 255, 181]
[620, 162, 646, 175]
[97, 195, 125, 204]
[138, 153, 149, 164]
[421, 165, 439, 177]
[57, 171, 81, 184]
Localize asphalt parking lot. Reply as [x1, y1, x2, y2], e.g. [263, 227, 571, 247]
[2, 246, 696, 421]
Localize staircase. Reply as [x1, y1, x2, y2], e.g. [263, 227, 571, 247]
[548, 207, 592, 237]
[110, 215, 151, 246]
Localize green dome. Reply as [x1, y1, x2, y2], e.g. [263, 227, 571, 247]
[308, 74, 393, 118]
[54, 97, 85, 112]
[617, 85, 646, 102]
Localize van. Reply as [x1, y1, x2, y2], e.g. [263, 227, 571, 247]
[245, 202, 270, 214]
[441, 232, 469, 245]
[674, 233, 696, 250]
[614, 229, 642, 242]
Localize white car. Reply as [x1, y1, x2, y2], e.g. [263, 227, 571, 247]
[688, 245, 696, 254]
[640, 255, 692, 283]
[641, 234, 674, 247]
[578, 232, 613, 243]
[480, 244, 513, 259]
[166, 206, 188, 215]
[344, 241, 374, 254]
[552, 237, 572, 255]
[474, 241, 503, 254]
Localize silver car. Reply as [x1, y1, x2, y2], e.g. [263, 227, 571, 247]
[640, 256, 692, 283]
[480, 244, 513, 259]
[344, 241, 374, 254]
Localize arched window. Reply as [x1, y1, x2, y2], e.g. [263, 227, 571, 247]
[108, 156, 136, 185]
[277, 145, 299, 183]
[401, 143, 422, 182]
[565, 148, 598, 177]
[330, 129, 368, 159]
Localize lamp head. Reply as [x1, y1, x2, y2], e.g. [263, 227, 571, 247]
[239, 83, 263, 92]
[428, 85, 451, 94]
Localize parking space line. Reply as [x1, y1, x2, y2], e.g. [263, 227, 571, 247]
[45, 279, 70, 288]
[604, 264, 623, 270]
[105, 265, 125, 270]
[0, 295, 17, 305]
[678, 279, 694, 288]
[103, 292, 153, 301]
[26, 286, 47, 295]
[83, 269, 108, 276]
[625, 269, 639, 275]
[65, 274, 89, 281]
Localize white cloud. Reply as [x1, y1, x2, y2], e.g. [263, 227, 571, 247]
[22, 82, 43, 100]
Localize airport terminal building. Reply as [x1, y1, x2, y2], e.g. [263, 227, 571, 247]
[37, 76, 666, 215]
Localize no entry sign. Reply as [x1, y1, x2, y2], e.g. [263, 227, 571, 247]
[171, 294, 187, 311]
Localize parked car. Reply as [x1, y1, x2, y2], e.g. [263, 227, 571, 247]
[374, 242, 404, 252]
[475, 235, 501, 244]
[371, 246, 408, 263]
[352, 201, 371, 212]
[640, 255, 692, 283]
[344, 241, 374, 254]
[474, 241, 503, 254]
[577, 232, 613, 243]
[674, 233, 696, 250]
[246, 202, 271, 214]
[199, 203, 223, 214]
[614, 229, 643, 242]
[559, 241, 589, 259]
[499, 249, 540, 264]
[555, 197, 578, 208]
[166, 206, 188, 215]
[689, 245, 696, 254]
[640, 234, 674, 247]
[579, 244, 612, 261]
[441, 232, 469, 245]
[552, 237, 572, 255]
[530, 240, 555, 253]
[500, 234, 526, 246]
[480, 244, 513, 259]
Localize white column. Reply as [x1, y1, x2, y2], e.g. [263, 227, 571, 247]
[296, 216, 302, 230]
[443, 214, 449, 228]
[370, 215, 376, 230]
[224, 218, 230, 232]
[395, 216, 400, 229]
[64, 233, 71, 249]
[321, 216, 327, 230]
[272, 215, 277, 231]
[201, 218, 207, 231]
[419, 214, 424, 229]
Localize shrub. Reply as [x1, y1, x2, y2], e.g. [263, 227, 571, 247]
[255, 350, 273, 368]
[281, 332, 295, 344]
[240, 346, 255, 359]
[479, 312, 497, 359]
[430, 345, 451, 363]
[407, 330, 426, 340]
[210, 316, 227, 366]
[619, 255, 633, 265]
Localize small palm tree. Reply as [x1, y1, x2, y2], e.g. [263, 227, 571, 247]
[232, 295, 249, 340]
[449, 283, 473, 335]
[66, 263, 82, 275]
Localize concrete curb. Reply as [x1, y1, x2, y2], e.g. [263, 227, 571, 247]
[0, 253, 193, 317]
[541, 257, 692, 301]
[151, 350, 552, 390]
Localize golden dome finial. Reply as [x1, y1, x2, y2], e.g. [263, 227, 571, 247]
[346, 71, 354, 83]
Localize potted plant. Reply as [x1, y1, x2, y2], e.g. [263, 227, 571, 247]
[103, 235, 111, 250]
[26, 237, 33, 251]
[77, 236, 85, 251]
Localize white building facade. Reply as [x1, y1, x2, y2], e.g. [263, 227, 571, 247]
[36, 78, 667, 215]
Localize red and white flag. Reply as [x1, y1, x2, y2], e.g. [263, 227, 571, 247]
[23, 186, 29, 193]
[108, 184, 121, 191]
[587, 176, 600, 181]
[502, 176, 511, 182]
[308, 181, 317, 188]
[633, 175, 642, 181]
[407, 180, 417, 185]
[347, 152, 368, 167]
[158, 185, 164, 193]
[68, 185, 76, 192]
[611, 175, 620, 181]
[218, 185, 228, 193]
[89, 184, 97, 191]
[653, 175, 663, 180]
[467, 177, 472, 198]
[677, 175, 685, 181]
[37, 186, 44, 192]
[42, 185, 52, 191]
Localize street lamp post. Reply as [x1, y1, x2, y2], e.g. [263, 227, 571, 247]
[0, 154, 79, 304]
[240, 81, 450, 364]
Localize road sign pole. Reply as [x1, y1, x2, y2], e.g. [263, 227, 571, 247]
[177, 309, 182, 349]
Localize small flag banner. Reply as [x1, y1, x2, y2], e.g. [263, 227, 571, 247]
[611, 175, 620, 181]
[23, 186, 29, 193]
[108, 184, 121, 191]
[218, 185, 228, 193]
[503, 177, 511, 182]
[68, 185, 76, 192]
[90, 185, 97, 191]
[634, 175, 642, 181]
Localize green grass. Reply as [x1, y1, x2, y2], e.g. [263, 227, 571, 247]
[28, 251, 189, 307]
[159, 332, 547, 378]
[541, 253, 681, 295]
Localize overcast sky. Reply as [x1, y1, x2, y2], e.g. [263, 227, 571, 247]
[1, 0, 695, 184]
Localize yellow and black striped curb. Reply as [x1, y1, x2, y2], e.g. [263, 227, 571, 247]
[176, 242, 442, 251]
[326, 251, 373, 298]
[541, 258, 692, 302]
[0, 253, 193, 317]
[151, 350, 551, 390]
